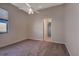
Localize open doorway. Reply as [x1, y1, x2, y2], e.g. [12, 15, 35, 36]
[43, 18, 53, 42]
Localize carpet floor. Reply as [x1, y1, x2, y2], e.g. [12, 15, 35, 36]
[0, 39, 69, 56]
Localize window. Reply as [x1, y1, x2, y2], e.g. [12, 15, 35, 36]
[0, 18, 8, 33]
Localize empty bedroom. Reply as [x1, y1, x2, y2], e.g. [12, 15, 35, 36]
[0, 3, 79, 56]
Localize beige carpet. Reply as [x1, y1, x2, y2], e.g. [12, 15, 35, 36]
[0, 39, 69, 56]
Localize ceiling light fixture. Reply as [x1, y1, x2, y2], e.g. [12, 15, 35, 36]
[25, 3, 34, 14]
[28, 8, 34, 14]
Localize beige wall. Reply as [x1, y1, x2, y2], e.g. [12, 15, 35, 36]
[0, 3, 65, 48]
[0, 3, 29, 47]
[28, 4, 65, 44]
[64, 3, 79, 55]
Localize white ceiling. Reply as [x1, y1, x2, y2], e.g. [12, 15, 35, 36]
[11, 3, 63, 14]
[29, 3, 63, 10]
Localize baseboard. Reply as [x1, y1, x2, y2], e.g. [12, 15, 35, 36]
[65, 43, 71, 56]
[28, 38, 65, 45]
[28, 37, 43, 41]
[0, 39, 29, 48]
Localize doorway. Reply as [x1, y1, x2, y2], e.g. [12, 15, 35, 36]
[43, 18, 53, 42]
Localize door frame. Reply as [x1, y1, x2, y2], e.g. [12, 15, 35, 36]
[43, 18, 53, 42]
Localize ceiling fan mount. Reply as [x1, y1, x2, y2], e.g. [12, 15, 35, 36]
[25, 3, 39, 14]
